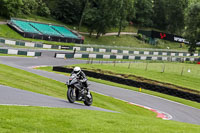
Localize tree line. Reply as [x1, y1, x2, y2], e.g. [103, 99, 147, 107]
[0, 0, 199, 52]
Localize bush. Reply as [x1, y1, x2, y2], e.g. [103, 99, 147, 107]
[137, 33, 143, 40]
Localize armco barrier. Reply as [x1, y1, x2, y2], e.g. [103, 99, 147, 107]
[65, 46, 200, 57]
[0, 48, 41, 56]
[53, 66, 200, 103]
[55, 53, 200, 62]
[1, 37, 200, 58]
[0, 37, 62, 49]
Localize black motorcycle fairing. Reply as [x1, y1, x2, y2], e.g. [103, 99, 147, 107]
[66, 73, 93, 106]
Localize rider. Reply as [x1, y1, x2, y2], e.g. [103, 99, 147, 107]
[71, 66, 88, 100]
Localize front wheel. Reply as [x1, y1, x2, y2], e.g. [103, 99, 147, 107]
[84, 92, 93, 106]
[67, 87, 76, 103]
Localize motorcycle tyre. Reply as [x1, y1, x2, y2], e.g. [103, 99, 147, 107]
[67, 87, 76, 103]
[84, 93, 93, 106]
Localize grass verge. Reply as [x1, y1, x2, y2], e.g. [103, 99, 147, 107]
[83, 34, 187, 50]
[1, 105, 200, 133]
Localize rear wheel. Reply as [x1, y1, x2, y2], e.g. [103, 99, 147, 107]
[84, 92, 93, 106]
[67, 87, 76, 103]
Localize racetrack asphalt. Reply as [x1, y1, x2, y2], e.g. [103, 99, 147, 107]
[0, 56, 200, 125]
[0, 85, 114, 112]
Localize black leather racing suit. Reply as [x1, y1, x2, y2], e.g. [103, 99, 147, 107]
[71, 70, 88, 89]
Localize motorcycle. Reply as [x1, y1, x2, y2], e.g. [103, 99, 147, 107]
[66, 74, 93, 106]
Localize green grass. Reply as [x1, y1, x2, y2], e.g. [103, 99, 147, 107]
[1, 106, 200, 133]
[0, 25, 75, 46]
[83, 34, 188, 50]
[0, 64, 200, 132]
[72, 62, 200, 92]
[38, 66, 200, 110]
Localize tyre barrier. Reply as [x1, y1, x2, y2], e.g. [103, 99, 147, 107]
[53, 66, 200, 103]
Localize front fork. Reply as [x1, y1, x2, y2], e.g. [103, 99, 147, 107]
[72, 88, 76, 97]
[68, 85, 76, 97]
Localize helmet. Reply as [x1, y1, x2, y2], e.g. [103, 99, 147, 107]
[73, 67, 81, 74]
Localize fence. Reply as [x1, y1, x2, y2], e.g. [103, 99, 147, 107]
[85, 60, 200, 77]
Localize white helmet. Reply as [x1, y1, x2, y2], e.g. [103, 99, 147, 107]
[73, 66, 81, 74]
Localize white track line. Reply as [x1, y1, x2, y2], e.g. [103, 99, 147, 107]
[0, 104, 51, 108]
[93, 91, 173, 120]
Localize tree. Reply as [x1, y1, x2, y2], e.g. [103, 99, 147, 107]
[21, 0, 38, 15]
[134, 0, 153, 27]
[53, 0, 84, 24]
[153, 0, 188, 34]
[185, 2, 200, 53]
[153, 0, 167, 30]
[78, 0, 89, 31]
[36, 0, 50, 17]
[165, 0, 188, 34]
[117, 0, 135, 36]
[82, 2, 97, 37]
[0, 0, 23, 18]
[84, 0, 120, 38]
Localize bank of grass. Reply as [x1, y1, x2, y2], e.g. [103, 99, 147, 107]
[37, 66, 200, 110]
[1, 106, 200, 133]
[83, 34, 187, 50]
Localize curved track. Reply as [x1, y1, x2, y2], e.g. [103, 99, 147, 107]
[0, 56, 200, 125]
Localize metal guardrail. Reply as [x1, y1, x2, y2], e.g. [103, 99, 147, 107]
[76, 43, 189, 52]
